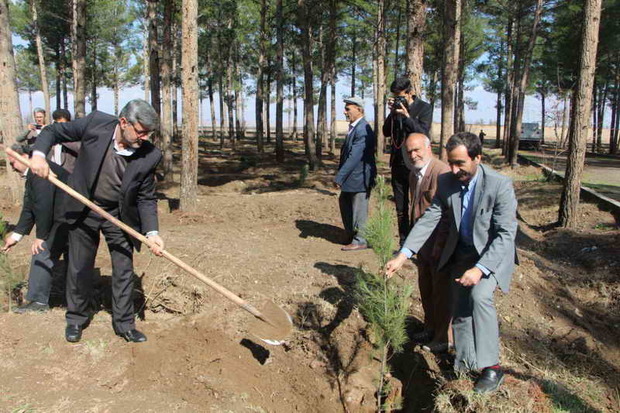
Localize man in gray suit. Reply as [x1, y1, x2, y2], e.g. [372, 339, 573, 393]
[386, 132, 518, 393]
[335, 97, 377, 251]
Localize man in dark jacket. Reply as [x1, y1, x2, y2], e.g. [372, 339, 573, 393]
[30, 99, 164, 344]
[383, 77, 432, 245]
[335, 97, 377, 251]
[2, 144, 70, 313]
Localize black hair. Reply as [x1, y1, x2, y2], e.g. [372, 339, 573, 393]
[390, 76, 412, 94]
[446, 132, 482, 159]
[52, 109, 72, 122]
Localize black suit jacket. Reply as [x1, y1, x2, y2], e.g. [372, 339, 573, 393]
[14, 162, 69, 241]
[383, 97, 433, 167]
[33, 111, 162, 249]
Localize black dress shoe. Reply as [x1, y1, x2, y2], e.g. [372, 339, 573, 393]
[65, 324, 82, 343]
[474, 367, 505, 394]
[118, 329, 147, 343]
[13, 302, 49, 314]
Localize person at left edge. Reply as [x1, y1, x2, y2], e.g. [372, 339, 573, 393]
[29, 99, 165, 344]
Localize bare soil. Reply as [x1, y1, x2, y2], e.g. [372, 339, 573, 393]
[0, 141, 618, 412]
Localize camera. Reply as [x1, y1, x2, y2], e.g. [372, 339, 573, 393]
[35, 124, 42, 130]
[392, 96, 408, 112]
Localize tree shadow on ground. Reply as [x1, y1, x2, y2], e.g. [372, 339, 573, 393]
[293, 261, 365, 411]
[389, 316, 451, 413]
[296, 220, 345, 245]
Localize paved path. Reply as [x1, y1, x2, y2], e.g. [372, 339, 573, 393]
[519, 149, 620, 202]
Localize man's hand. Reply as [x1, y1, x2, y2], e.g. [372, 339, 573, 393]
[1, 236, 18, 253]
[394, 102, 410, 118]
[31, 239, 46, 255]
[30, 155, 50, 179]
[333, 181, 341, 189]
[147, 234, 165, 256]
[28, 123, 37, 131]
[385, 253, 408, 278]
[455, 266, 483, 287]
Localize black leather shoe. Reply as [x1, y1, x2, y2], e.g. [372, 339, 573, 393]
[13, 302, 49, 314]
[65, 324, 82, 343]
[118, 329, 147, 343]
[474, 367, 505, 394]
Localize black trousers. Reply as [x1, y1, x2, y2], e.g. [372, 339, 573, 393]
[391, 163, 410, 244]
[66, 208, 136, 333]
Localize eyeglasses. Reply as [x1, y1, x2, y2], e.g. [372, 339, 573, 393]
[130, 122, 154, 139]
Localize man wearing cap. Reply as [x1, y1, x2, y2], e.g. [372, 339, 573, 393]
[335, 97, 377, 251]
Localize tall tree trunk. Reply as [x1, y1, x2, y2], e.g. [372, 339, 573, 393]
[226, 53, 235, 151]
[508, 0, 544, 166]
[596, 83, 606, 152]
[502, 18, 514, 155]
[591, 81, 597, 153]
[256, 0, 267, 152]
[350, 30, 356, 97]
[218, 75, 226, 148]
[375, 0, 387, 156]
[180, 0, 198, 211]
[0, 0, 25, 202]
[455, 28, 466, 132]
[61, 41, 68, 109]
[406, 0, 426, 97]
[143, 30, 150, 101]
[317, 26, 327, 161]
[91, 42, 98, 111]
[496, 91, 502, 148]
[72, 0, 86, 118]
[266, 67, 271, 143]
[208, 77, 216, 140]
[31, 0, 50, 121]
[559, 0, 602, 228]
[148, 0, 161, 117]
[275, 0, 285, 162]
[330, 70, 337, 154]
[439, 0, 461, 161]
[540, 91, 545, 144]
[161, 0, 174, 179]
[55, 47, 61, 109]
[392, 2, 402, 77]
[299, 0, 317, 170]
[291, 49, 298, 140]
[329, 0, 337, 155]
[235, 44, 244, 141]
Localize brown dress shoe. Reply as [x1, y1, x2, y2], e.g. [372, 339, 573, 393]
[341, 243, 368, 251]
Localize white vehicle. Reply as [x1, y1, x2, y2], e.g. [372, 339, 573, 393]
[519, 123, 542, 150]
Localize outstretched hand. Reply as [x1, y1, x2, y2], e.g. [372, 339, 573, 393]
[385, 253, 408, 278]
[1, 236, 18, 253]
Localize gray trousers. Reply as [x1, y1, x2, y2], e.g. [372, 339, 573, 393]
[25, 229, 68, 305]
[26, 241, 55, 304]
[339, 191, 370, 245]
[450, 245, 500, 371]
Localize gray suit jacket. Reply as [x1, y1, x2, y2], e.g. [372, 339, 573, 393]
[402, 164, 518, 292]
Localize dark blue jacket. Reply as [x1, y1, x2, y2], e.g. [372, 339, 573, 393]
[335, 118, 377, 192]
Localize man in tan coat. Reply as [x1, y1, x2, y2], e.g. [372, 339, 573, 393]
[404, 132, 452, 353]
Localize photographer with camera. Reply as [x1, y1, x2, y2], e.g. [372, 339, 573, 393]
[17, 108, 48, 146]
[383, 77, 432, 245]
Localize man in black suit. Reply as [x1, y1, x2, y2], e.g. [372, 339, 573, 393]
[2, 145, 70, 313]
[383, 77, 432, 245]
[30, 99, 164, 343]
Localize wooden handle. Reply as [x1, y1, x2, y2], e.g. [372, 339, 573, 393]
[4, 147, 266, 320]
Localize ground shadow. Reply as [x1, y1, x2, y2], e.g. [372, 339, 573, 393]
[389, 316, 450, 413]
[240, 338, 271, 365]
[296, 220, 345, 245]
